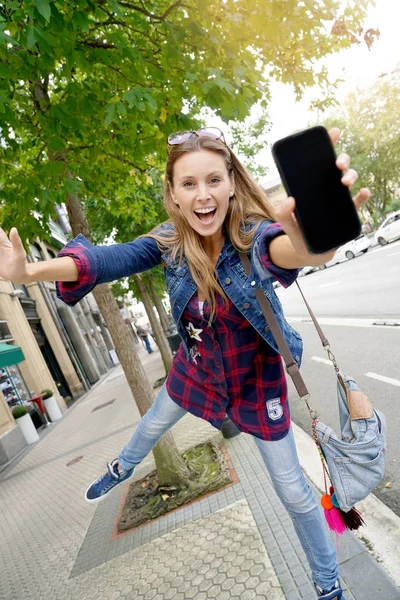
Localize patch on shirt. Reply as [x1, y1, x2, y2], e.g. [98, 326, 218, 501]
[189, 345, 201, 364]
[186, 321, 203, 342]
[266, 397, 283, 421]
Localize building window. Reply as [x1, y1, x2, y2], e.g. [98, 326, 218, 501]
[12, 284, 30, 299]
[30, 242, 45, 262]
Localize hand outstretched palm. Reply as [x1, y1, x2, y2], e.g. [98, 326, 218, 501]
[0, 227, 28, 284]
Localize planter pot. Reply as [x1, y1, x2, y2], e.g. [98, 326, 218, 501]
[16, 413, 40, 444]
[43, 396, 63, 422]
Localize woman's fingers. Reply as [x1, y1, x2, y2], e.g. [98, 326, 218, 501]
[353, 188, 370, 209]
[342, 168, 358, 187]
[335, 153, 358, 188]
[0, 227, 12, 246]
[336, 153, 350, 170]
[328, 127, 341, 146]
[10, 227, 23, 248]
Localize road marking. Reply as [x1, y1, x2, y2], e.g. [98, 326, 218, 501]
[365, 372, 400, 387]
[311, 356, 332, 365]
[319, 280, 342, 288]
[288, 317, 400, 329]
[386, 252, 400, 257]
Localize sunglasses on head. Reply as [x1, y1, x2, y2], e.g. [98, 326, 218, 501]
[167, 127, 226, 147]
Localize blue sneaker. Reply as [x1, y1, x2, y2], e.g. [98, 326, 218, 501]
[314, 580, 345, 600]
[85, 459, 134, 503]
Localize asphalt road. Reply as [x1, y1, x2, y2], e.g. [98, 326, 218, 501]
[277, 239, 400, 318]
[275, 240, 400, 516]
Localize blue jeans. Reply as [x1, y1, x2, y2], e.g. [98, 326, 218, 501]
[142, 335, 152, 353]
[118, 383, 339, 591]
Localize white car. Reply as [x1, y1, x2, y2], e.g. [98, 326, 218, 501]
[374, 210, 400, 246]
[299, 265, 318, 277]
[323, 233, 371, 267]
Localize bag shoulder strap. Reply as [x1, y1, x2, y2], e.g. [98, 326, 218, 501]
[239, 252, 310, 400]
[295, 281, 329, 348]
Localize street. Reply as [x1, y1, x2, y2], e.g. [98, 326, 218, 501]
[276, 241, 400, 516]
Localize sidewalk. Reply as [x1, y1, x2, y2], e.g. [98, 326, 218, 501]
[0, 344, 398, 600]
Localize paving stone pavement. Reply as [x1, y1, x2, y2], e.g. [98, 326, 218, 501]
[0, 345, 399, 600]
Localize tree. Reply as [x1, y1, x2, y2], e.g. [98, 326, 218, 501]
[0, 1, 377, 489]
[0, 1, 378, 240]
[136, 273, 173, 372]
[322, 73, 400, 222]
[113, 269, 174, 376]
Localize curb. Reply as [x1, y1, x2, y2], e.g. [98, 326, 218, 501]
[292, 420, 400, 588]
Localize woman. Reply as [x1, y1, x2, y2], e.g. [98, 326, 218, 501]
[0, 127, 369, 600]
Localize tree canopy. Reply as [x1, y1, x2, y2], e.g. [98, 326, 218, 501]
[323, 71, 400, 221]
[0, 0, 377, 242]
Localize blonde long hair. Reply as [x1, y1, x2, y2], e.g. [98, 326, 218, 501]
[148, 135, 276, 318]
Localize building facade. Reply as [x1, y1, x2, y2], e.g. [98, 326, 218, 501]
[0, 213, 116, 467]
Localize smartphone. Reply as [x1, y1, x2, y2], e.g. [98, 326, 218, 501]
[272, 125, 361, 254]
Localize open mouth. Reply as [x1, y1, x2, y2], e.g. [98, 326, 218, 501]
[194, 207, 217, 225]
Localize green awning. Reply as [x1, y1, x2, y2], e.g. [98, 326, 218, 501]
[0, 343, 25, 369]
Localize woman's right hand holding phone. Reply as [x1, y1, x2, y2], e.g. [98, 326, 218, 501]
[0, 227, 29, 284]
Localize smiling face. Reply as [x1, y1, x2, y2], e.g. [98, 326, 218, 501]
[171, 149, 234, 241]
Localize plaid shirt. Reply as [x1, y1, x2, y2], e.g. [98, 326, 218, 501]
[166, 293, 290, 441]
[57, 223, 298, 440]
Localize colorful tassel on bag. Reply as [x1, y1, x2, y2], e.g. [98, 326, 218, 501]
[329, 486, 365, 531]
[340, 506, 365, 530]
[312, 419, 366, 535]
[320, 493, 347, 535]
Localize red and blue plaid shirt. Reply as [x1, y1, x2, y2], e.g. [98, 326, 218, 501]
[166, 292, 290, 441]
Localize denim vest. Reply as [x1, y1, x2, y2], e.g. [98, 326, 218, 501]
[162, 221, 303, 365]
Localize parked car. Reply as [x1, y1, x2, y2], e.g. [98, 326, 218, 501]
[299, 265, 318, 277]
[322, 233, 371, 268]
[374, 210, 400, 246]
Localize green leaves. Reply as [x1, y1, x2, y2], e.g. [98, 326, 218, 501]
[0, 0, 376, 245]
[35, 0, 51, 22]
[62, 178, 82, 196]
[323, 73, 400, 221]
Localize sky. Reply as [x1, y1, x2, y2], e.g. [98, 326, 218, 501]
[210, 0, 400, 185]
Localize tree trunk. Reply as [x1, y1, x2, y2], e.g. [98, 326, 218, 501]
[135, 274, 173, 374]
[372, 194, 385, 221]
[65, 190, 191, 487]
[81, 297, 114, 369]
[33, 79, 191, 486]
[150, 285, 170, 333]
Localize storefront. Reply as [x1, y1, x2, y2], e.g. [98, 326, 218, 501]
[0, 343, 30, 409]
[0, 343, 32, 465]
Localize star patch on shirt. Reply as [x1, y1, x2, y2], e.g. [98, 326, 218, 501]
[186, 321, 203, 342]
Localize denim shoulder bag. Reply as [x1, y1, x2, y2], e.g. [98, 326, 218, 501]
[240, 253, 387, 535]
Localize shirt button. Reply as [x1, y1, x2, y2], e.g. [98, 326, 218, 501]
[225, 277, 231, 284]
[243, 302, 250, 309]
[251, 280, 256, 287]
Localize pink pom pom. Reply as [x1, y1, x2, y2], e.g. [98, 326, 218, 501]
[324, 506, 347, 535]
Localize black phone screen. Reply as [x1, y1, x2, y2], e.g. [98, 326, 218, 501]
[272, 126, 361, 254]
